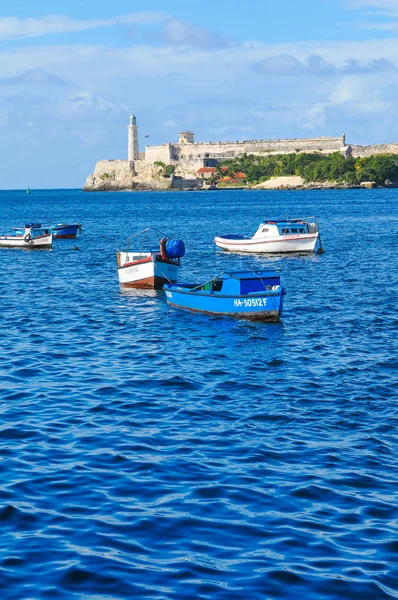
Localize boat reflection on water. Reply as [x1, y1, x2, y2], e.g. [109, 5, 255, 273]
[249, 251, 323, 264]
[119, 287, 160, 299]
[217, 250, 322, 261]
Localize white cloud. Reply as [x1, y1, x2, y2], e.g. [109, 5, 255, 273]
[209, 125, 230, 135]
[164, 120, 177, 127]
[348, 0, 398, 14]
[303, 104, 327, 130]
[329, 74, 392, 110]
[252, 53, 396, 75]
[359, 21, 398, 30]
[0, 109, 8, 127]
[149, 18, 234, 49]
[347, 0, 398, 29]
[55, 90, 129, 120]
[0, 12, 170, 42]
[301, 71, 394, 131]
[0, 67, 68, 86]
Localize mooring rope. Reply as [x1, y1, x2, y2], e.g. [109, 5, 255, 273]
[249, 269, 281, 313]
[153, 258, 175, 284]
[188, 271, 225, 292]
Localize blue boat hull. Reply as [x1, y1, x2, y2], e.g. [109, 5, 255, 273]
[13, 223, 80, 239]
[51, 224, 80, 239]
[164, 287, 284, 322]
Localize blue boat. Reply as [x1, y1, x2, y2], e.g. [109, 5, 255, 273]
[164, 270, 285, 322]
[49, 223, 81, 239]
[13, 222, 81, 239]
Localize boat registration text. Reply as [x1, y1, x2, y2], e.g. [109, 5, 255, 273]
[234, 298, 268, 308]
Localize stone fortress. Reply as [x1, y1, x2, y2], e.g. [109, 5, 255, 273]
[83, 115, 398, 191]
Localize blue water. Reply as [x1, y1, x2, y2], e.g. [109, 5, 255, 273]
[0, 189, 397, 599]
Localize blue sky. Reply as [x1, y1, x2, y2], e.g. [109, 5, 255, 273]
[1, 0, 398, 188]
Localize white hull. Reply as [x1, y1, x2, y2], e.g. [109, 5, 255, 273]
[0, 234, 53, 248]
[117, 251, 180, 288]
[215, 233, 318, 253]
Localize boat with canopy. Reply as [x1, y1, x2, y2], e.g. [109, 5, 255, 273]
[164, 269, 285, 321]
[0, 224, 53, 249]
[214, 217, 322, 253]
[116, 228, 185, 289]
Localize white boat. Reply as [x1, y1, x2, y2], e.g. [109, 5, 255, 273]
[0, 224, 53, 249]
[214, 217, 321, 253]
[116, 229, 185, 289]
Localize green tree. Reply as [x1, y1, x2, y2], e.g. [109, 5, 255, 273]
[163, 165, 176, 178]
[219, 152, 398, 185]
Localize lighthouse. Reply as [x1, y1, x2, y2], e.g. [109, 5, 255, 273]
[128, 114, 139, 162]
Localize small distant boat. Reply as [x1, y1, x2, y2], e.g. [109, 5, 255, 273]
[164, 269, 285, 322]
[117, 228, 185, 289]
[50, 223, 81, 239]
[13, 222, 82, 239]
[26, 187, 31, 194]
[215, 217, 321, 253]
[0, 224, 52, 249]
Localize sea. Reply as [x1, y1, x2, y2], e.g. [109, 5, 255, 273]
[0, 188, 397, 600]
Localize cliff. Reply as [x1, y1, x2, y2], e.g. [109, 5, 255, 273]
[83, 160, 174, 192]
[83, 159, 204, 192]
[83, 160, 133, 191]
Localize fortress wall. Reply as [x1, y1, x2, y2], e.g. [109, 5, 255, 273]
[173, 159, 203, 178]
[171, 136, 345, 161]
[350, 143, 398, 158]
[145, 144, 172, 165]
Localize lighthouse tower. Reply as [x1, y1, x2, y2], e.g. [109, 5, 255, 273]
[128, 114, 139, 163]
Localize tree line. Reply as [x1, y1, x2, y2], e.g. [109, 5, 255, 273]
[218, 152, 398, 185]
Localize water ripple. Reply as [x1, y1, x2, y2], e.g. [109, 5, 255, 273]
[0, 188, 397, 599]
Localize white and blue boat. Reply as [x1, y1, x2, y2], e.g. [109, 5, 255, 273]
[164, 270, 285, 322]
[215, 217, 321, 253]
[0, 224, 53, 249]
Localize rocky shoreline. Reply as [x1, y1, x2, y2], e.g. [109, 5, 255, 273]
[83, 177, 394, 192]
[83, 159, 397, 192]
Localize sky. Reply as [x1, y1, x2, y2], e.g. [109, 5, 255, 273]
[1, 0, 398, 188]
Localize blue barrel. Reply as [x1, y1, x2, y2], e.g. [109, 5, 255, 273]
[165, 239, 185, 259]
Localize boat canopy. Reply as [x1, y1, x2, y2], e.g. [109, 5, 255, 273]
[194, 270, 281, 295]
[262, 217, 316, 223]
[225, 271, 280, 295]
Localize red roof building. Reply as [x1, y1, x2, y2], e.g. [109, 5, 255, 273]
[220, 171, 247, 184]
[196, 167, 217, 179]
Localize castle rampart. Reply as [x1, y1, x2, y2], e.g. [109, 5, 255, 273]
[144, 135, 346, 166]
[350, 143, 398, 158]
[145, 143, 173, 165]
[82, 116, 398, 191]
